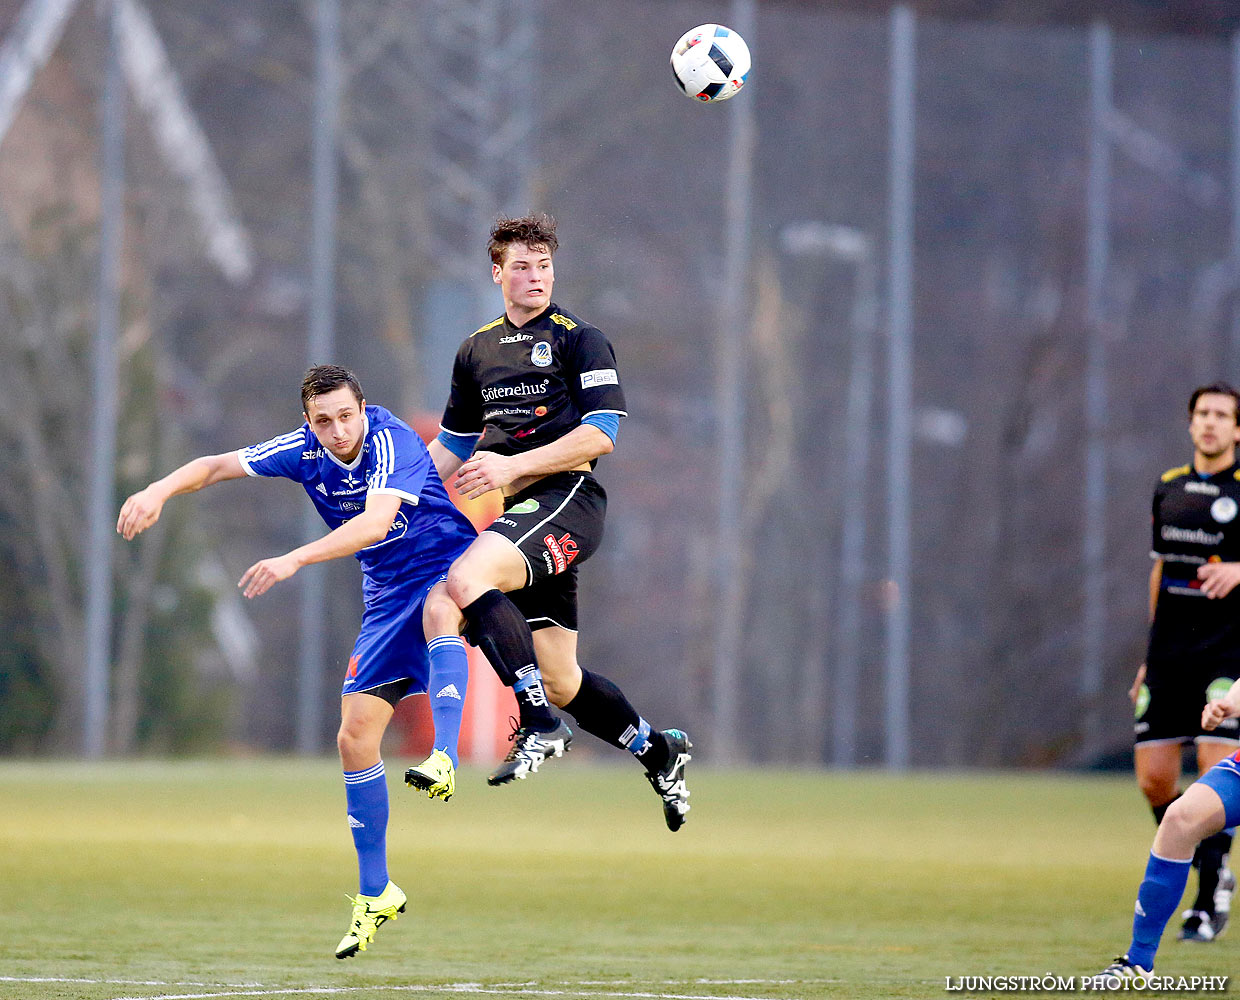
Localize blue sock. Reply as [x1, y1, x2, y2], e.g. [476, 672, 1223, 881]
[1128, 852, 1192, 970]
[344, 761, 389, 896]
[428, 635, 468, 768]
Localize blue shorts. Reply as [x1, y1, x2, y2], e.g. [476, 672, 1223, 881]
[341, 570, 447, 699]
[1196, 751, 1240, 829]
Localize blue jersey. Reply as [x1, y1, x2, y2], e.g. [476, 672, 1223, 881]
[237, 404, 476, 588]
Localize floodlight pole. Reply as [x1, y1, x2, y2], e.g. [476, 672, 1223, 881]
[1081, 22, 1112, 761]
[778, 221, 878, 768]
[297, 0, 340, 755]
[884, 4, 915, 771]
[710, 0, 756, 764]
[84, 0, 124, 758]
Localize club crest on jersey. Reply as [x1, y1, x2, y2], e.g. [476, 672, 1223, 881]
[1212, 496, 1238, 523]
[531, 341, 553, 367]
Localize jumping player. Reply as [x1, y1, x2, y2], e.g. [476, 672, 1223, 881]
[1100, 678, 1240, 980]
[410, 212, 692, 830]
[117, 365, 477, 958]
[1129, 382, 1240, 941]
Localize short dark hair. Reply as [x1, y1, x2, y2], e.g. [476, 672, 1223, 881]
[488, 212, 559, 266]
[1188, 381, 1240, 419]
[301, 364, 364, 412]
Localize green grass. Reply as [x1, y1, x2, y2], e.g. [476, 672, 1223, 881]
[0, 761, 1234, 999]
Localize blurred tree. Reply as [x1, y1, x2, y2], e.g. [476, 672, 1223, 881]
[0, 203, 225, 753]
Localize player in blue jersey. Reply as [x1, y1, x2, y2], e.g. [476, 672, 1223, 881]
[1099, 678, 1240, 981]
[117, 365, 477, 959]
[416, 212, 692, 831]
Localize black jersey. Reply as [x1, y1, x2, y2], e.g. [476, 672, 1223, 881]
[439, 303, 627, 457]
[1148, 460, 1240, 661]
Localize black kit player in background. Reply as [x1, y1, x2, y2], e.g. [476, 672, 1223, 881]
[1130, 382, 1240, 941]
[411, 213, 692, 830]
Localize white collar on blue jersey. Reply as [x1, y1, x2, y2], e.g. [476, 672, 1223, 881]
[323, 409, 370, 473]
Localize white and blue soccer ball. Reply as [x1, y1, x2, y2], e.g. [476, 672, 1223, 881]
[670, 24, 751, 103]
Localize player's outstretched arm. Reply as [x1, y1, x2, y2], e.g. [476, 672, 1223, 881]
[238, 492, 402, 598]
[1203, 678, 1240, 731]
[117, 452, 246, 541]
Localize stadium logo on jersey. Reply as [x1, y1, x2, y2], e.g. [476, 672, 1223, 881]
[1211, 496, 1238, 523]
[531, 341, 553, 367]
[499, 333, 533, 344]
[508, 499, 540, 515]
[580, 368, 618, 389]
[1186, 480, 1221, 496]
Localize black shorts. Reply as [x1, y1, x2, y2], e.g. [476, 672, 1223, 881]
[1135, 661, 1240, 745]
[486, 471, 607, 633]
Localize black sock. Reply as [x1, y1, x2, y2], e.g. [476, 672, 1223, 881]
[562, 669, 670, 772]
[1193, 831, 1233, 914]
[460, 589, 555, 730]
[1152, 793, 1180, 826]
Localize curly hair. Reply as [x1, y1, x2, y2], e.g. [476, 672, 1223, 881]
[488, 212, 559, 266]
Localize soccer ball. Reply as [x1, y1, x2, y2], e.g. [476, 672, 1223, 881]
[670, 24, 751, 103]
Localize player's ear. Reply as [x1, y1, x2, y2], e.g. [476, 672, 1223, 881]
[493, 262, 502, 284]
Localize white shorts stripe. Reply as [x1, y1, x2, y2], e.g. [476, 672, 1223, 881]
[514, 475, 587, 549]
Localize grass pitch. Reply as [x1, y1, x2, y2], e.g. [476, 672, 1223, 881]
[0, 761, 1234, 999]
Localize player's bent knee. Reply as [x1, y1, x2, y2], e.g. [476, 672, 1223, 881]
[445, 560, 489, 608]
[1161, 798, 1220, 850]
[423, 585, 465, 638]
[336, 721, 379, 765]
[1137, 773, 1179, 807]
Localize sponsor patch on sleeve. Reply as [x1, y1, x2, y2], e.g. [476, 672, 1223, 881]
[580, 368, 618, 389]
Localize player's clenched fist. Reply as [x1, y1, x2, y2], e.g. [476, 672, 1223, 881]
[116, 487, 166, 540]
[1202, 697, 1240, 731]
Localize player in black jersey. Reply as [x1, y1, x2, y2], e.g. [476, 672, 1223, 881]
[408, 213, 691, 830]
[1131, 382, 1240, 941]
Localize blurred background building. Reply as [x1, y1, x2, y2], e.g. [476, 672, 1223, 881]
[0, 0, 1237, 768]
